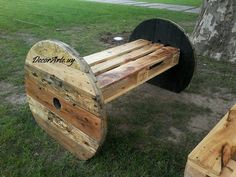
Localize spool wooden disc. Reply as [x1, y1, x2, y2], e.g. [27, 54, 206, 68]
[25, 40, 107, 160]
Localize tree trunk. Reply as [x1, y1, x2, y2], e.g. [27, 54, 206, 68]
[191, 0, 236, 62]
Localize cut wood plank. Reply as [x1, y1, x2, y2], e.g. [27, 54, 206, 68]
[25, 75, 103, 141]
[25, 62, 96, 96]
[222, 160, 236, 177]
[25, 65, 101, 116]
[97, 47, 179, 89]
[91, 44, 164, 75]
[28, 96, 99, 160]
[184, 161, 207, 177]
[102, 55, 179, 103]
[185, 159, 236, 177]
[84, 39, 151, 66]
[100, 48, 179, 103]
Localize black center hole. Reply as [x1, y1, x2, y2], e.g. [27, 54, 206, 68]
[53, 98, 61, 109]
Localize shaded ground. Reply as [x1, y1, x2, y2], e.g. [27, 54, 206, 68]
[0, 0, 235, 177]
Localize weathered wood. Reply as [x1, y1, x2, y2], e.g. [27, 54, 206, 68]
[25, 40, 107, 160]
[96, 47, 179, 103]
[28, 96, 98, 160]
[84, 39, 151, 66]
[25, 65, 101, 116]
[25, 61, 96, 96]
[25, 75, 103, 141]
[185, 159, 236, 177]
[185, 104, 236, 177]
[25, 39, 181, 160]
[91, 44, 163, 75]
[97, 47, 179, 88]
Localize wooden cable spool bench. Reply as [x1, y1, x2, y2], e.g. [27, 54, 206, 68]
[25, 18, 195, 160]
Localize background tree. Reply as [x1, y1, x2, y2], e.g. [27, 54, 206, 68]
[191, 0, 236, 62]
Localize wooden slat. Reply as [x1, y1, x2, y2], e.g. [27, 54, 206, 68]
[25, 75, 103, 141]
[184, 161, 208, 177]
[99, 47, 179, 103]
[102, 56, 179, 103]
[97, 47, 179, 89]
[25, 61, 96, 96]
[28, 96, 98, 160]
[25, 65, 101, 116]
[222, 160, 236, 177]
[186, 156, 236, 177]
[91, 44, 164, 75]
[84, 39, 151, 66]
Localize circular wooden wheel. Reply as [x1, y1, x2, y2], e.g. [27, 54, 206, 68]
[25, 40, 107, 160]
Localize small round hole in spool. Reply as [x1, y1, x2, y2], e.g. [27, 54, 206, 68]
[53, 98, 61, 110]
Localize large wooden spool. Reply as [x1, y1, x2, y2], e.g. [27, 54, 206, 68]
[25, 19, 195, 160]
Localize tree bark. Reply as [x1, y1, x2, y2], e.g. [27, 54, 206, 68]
[191, 0, 236, 62]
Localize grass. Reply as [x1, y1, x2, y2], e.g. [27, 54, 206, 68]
[134, 0, 203, 7]
[0, 0, 236, 177]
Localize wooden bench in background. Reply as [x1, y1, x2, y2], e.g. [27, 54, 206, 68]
[185, 104, 236, 177]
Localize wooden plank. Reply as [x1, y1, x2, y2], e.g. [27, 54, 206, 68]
[222, 160, 236, 177]
[184, 161, 208, 177]
[25, 65, 101, 116]
[25, 75, 103, 141]
[25, 61, 96, 96]
[97, 46, 179, 89]
[28, 96, 98, 160]
[84, 39, 151, 66]
[100, 48, 179, 103]
[187, 104, 236, 176]
[185, 159, 236, 177]
[91, 44, 164, 75]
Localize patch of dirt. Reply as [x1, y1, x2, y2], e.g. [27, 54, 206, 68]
[138, 84, 235, 132]
[16, 32, 39, 46]
[109, 83, 235, 135]
[0, 81, 26, 105]
[100, 31, 130, 47]
[167, 126, 185, 143]
[136, 84, 235, 115]
[5, 93, 26, 105]
[0, 31, 40, 46]
[0, 81, 18, 94]
[188, 115, 211, 133]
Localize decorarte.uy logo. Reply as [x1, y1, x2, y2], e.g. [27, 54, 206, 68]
[32, 56, 75, 67]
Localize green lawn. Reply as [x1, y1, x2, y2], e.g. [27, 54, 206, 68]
[135, 0, 203, 7]
[0, 0, 236, 177]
